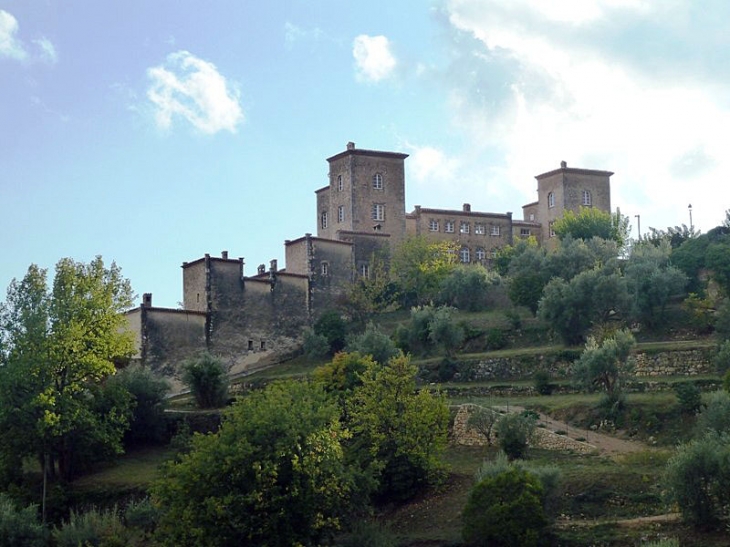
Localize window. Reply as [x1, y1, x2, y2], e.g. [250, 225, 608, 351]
[520, 228, 531, 237]
[491, 225, 500, 236]
[445, 220, 455, 233]
[582, 190, 592, 206]
[475, 223, 485, 235]
[428, 219, 439, 232]
[529, 213, 535, 221]
[373, 173, 383, 190]
[460, 221, 470, 234]
[321, 211, 328, 229]
[321, 261, 329, 276]
[548, 192, 555, 208]
[337, 205, 344, 223]
[372, 203, 385, 221]
[337, 175, 343, 191]
[260, 340, 266, 350]
[549, 221, 556, 238]
[360, 263, 369, 278]
[459, 247, 470, 263]
[248, 340, 253, 351]
[476, 247, 486, 261]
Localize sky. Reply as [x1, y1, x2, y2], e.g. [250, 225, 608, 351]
[2, 0, 729, 309]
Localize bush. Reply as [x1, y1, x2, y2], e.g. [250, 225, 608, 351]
[345, 322, 400, 365]
[695, 390, 730, 436]
[302, 327, 329, 359]
[714, 298, 730, 340]
[437, 265, 498, 311]
[53, 506, 128, 547]
[124, 497, 158, 535]
[714, 339, 730, 374]
[339, 521, 398, 547]
[533, 370, 553, 395]
[437, 358, 458, 382]
[0, 494, 47, 547]
[673, 381, 702, 415]
[484, 328, 507, 350]
[462, 467, 547, 547]
[181, 352, 229, 409]
[467, 405, 500, 446]
[495, 412, 536, 460]
[111, 365, 170, 445]
[314, 310, 347, 353]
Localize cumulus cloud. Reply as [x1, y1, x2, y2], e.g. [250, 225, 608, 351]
[353, 34, 397, 82]
[0, 10, 28, 60]
[441, 0, 730, 232]
[147, 50, 244, 134]
[406, 143, 460, 185]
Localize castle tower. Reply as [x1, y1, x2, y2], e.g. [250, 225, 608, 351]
[316, 142, 408, 243]
[526, 161, 613, 244]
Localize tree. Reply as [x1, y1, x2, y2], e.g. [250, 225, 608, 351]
[111, 365, 170, 446]
[181, 352, 229, 409]
[493, 236, 539, 277]
[0, 494, 48, 547]
[313, 309, 348, 354]
[573, 329, 635, 402]
[0, 257, 135, 482]
[462, 467, 547, 547]
[437, 264, 500, 311]
[553, 207, 630, 249]
[153, 380, 359, 547]
[506, 244, 549, 314]
[467, 405, 501, 446]
[495, 412, 536, 460]
[346, 252, 397, 322]
[348, 354, 449, 501]
[391, 235, 458, 306]
[345, 322, 400, 365]
[645, 224, 699, 249]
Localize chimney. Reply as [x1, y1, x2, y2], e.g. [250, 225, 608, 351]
[346, 141, 355, 151]
[142, 293, 152, 308]
[257, 264, 265, 275]
[463, 203, 471, 212]
[221, 250, 228, 260]
[560, 160, 567, 169]
[270, 259, 278, 272]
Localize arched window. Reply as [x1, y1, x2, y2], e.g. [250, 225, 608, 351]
[459, 247, 470, 263]
[373, 173, 383, 189]
[476, 247, 486, 261]
[548, 192, 555, 208]
[582, 190, 592, 206]
[337, 175, 343, 191]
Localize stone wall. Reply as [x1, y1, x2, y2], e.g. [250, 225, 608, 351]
[633, 348, 715, 376]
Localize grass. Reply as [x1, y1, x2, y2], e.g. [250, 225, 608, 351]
[73, 446, 172, 490]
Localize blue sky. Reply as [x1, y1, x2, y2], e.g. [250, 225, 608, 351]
[2, 1, 729, 308]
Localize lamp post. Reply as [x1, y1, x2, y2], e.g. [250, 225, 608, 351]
[635, 214, 641, 241]
[688, 204, 693, 231]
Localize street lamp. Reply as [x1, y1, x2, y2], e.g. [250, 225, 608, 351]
[688, 204, 693, 231]
[635, 214, 641, 241]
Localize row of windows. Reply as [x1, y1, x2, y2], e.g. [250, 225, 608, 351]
[457, 246, 498, 263]
[321, 203, 385, 229]
[321, 261, 370, 278]
[428, 219, 501, 236]
[547, 190, 592, 208]
[334, 173, 384, 191]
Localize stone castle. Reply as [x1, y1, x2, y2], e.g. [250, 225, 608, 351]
[125, 142, 612, 387]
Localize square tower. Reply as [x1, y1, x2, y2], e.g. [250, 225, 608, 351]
[316, 142, 408, 243]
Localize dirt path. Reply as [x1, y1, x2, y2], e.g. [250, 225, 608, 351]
[503, 405, 649, 456]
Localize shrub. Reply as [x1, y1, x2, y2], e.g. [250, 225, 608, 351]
[53, 506, 128, 547]
[302, 327, 329, 359]
[495, 412, 536, 460]
[714, 298, 730, 340]
[673, 381, 702, 415]
[484, 328, 507, 350]
[714, 339, 730, 374]
[339, 521, 398, 547]
[437, 265, 498, 311]
[181, 352, 229, 409]
[124, 497, 158, 535]
[111, 365, 170, 445]
[314, 310, 347, 353]
[437, 358, 458, 382]
[345, 322, 400, 365]
[462, 467, 547, 547]
[695, 390, 730, 436]
[533, 370, 553, 395]
[0, 494, 47, 547]
[468, 405, 501, 446]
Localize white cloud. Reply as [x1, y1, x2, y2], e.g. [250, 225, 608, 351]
[0, 10, 28, 60]
[33, 37, 57, 63]
[284, 22, 323, 46]
[406, 143, 460, 185]
[147, 51, 244, 134]
[353, 34, 397, 82]
[442, 0, 730, 233]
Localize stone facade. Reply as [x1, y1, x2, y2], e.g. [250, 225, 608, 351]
[124, 143, 614, 388]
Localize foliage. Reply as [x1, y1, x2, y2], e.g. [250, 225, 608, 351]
[506, 244, 549, 314]
[153, 380, 359, 547]
[493, 236, 539, 277]
[181, 352, 229, 409]
[0, 257, 135, 481]
[111, 365, 170, 446]
[427, 306, 465, 356]
[714, 298, 730, 340]
[573, 329, 635, 401]
[643, 540, 679, 547]
[495, 412, 537, 460]
[624, 242, 687, 328]
[302, 327, 330, 359]
[345, 322, 400, 365]
[714, 340, 730, 374]
[683, 293, 715, 334]
[673, 382, 702, 415]
[0, 494, 47, 547]
[695, 391, 730, 437]
[538, 266, 628, 344]
[338, 521, 398, 547]
[123, 497, 159, 535]
[395, 305, 464, 356]
[484, 328, 507, 350]
[547, 236, 619, 281]
[462, 467, 547, 547]
[314, 310, 348, 354]
[53, 506, 128, 547]
[645, 223, 699, 249]
[553, 207, 630, 249]
[533, 370, 554, 395]
[467, 405, 501, 446]
[346, 252, 397, 322]
[391, 235, 458, 306]
[349, 354, 449, 502]
[706, 237, 730, 297]
[664, 433, 730, 529]
[313, 352, 375, 395]
[437, 264, 500, 311]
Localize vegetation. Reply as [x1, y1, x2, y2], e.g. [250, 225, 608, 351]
[181, 352, 229, 409]
[553, 207, 630, 249]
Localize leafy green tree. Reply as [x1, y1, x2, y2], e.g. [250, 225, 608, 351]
[347, 252, 397, 322]
[302, 327, 330, 359]
[664, 433, 730, 529]
[0, 494, 47, 547]
[345, 322, 400, 365]
[314, 309, 348, 354]
[706, 238, 730, 296]
[506, 244, 549, 314]
[427, 306, 465, 357]
[111, 365, 170, 446]
[0, 257, 135, 481]
[493, 236, 539, 277]
[153, 380, 359, 547]
[349, 354, 449, 501]
[462, 467, 547, 547]
[437, 264, 500, 311]
[547, 236, 619, 281]
[181, 352, 229, 409]
[695, 391, 730, 437]
[391, 235, 458, 306]
[674, 382, 702, 415]
[573, 329, 635, 402]
[645, 224, 699, 249]
[467, 405, 501, 446]
[495, 412, 536, 460]
[553, 207, 630, 249]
